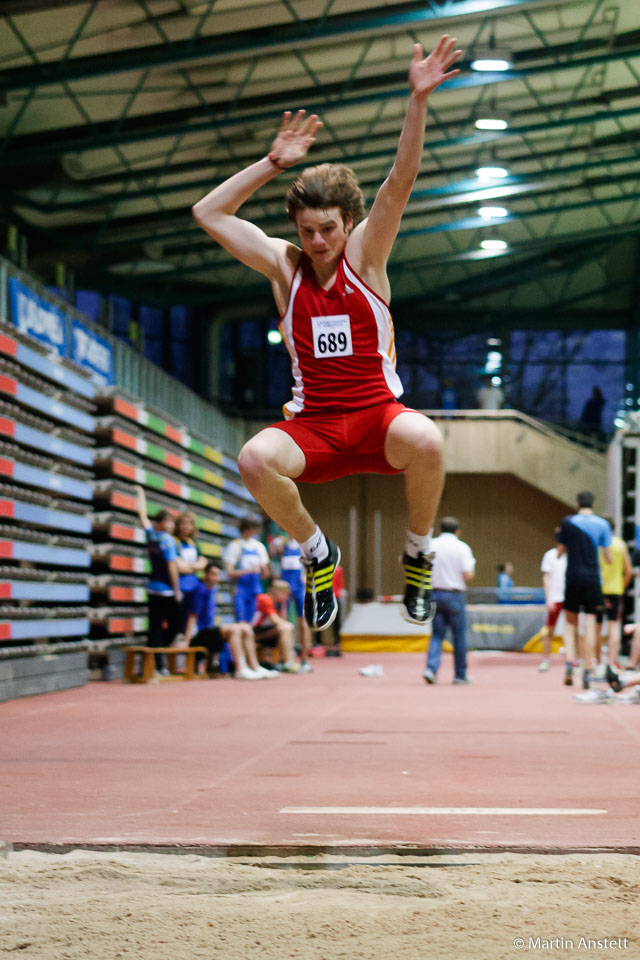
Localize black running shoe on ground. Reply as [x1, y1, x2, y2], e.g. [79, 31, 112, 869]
[563, 665, 573, 686]
[606, 663, 623, 692]
[401, 551, 435, 625]
[303, 539, 341, 631]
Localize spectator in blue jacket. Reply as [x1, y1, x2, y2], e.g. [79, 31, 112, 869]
[174, 510, 208, 629]
[135, 485, 181, 673]
[183, 561, 277, 680]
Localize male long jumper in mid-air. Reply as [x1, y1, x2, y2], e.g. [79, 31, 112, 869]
[193, 35, 463, 631]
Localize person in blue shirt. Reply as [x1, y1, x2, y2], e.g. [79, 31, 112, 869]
[557, 490, 612, 691]
[174, 510, 208, 629]
[135, 485, 181, 673]
[224, 516, 271, 623]
[183, 561, 277, 680]
[496, 562, 514, 590]
[441, 380, 457, 411]
[496, 561, 514, 601]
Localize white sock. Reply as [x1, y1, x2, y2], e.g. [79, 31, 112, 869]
[404, 529, 433, 558]
[300, 525, 329, 563]
[237, 655, 248, 670]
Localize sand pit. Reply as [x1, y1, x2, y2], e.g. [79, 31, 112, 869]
[0, 849, 638, 959]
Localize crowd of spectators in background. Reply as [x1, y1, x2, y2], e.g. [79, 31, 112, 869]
[134, 476, 637, 702]
[134, 489, 328, 679]
[532, 490, 639, 704]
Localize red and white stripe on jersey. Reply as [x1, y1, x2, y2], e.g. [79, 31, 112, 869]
[279, 253, 403, 418]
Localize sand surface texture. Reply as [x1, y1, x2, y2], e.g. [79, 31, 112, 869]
[1, 850, 638, 959]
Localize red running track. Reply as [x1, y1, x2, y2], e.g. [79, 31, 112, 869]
[2, 652, 639, 851]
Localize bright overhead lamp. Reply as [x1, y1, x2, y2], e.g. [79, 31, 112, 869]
[475, 165, 510, 180]
[470, 49, 512, 72]
[267, 329, 282, 345]
[481, 239, 508, 251]
[485, 350, 502, 373]
[478, 206, 509, 219]
[475, 115, 509, 131]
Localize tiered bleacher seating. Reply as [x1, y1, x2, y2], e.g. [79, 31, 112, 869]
[0, 278, 254, 699]
[91, 389, 256, 647]
[0, 329, 95, 701]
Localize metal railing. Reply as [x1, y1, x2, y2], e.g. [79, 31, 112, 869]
[0, 256, 245, 456]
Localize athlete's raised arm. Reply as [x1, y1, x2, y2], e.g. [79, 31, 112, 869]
[348, 37, 462, 292]
[192, 111, 322, 285]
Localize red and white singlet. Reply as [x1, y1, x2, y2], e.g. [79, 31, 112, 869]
[279, 252, 403, 418]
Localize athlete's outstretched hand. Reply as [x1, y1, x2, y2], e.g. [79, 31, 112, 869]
[269, 110, 323, 169]
[409, 36, 462, 97]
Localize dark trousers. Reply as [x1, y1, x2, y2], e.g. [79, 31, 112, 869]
[427, 590, 468, 680]
[148, 594, 180, 669]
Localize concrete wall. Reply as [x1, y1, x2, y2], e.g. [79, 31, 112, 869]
[436, 414, 607, 507]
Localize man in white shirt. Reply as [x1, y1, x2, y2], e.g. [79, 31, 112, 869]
[538, 531, 567, 673]
[424, 517, 476, 684]
[224, 516, 271, 623]
[476, 376, 504, 410]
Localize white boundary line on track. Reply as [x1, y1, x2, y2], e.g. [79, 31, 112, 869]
[279, 807, 608, 816]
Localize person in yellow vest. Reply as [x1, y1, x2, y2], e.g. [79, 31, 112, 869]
[597, 518, 633, 668]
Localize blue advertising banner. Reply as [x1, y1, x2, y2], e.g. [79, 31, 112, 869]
[71, 317, 114, 386]
[9, 276, 67, 357]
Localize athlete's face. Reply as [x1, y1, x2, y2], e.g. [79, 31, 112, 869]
[177, 516, 195, 539]
[158, 515, 175, 535]
[295, 207, 353, 265]
[204, 566, 221, 587]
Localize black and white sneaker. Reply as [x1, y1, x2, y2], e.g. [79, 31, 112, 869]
[606, 663, 623, 692]
[303, 539, 341, 631]
[401, 551, 435, 625]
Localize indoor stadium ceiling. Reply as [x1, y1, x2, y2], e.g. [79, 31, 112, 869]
[2, 0, 640, 316]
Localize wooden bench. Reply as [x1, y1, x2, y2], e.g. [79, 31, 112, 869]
[124, 646, 207, 683]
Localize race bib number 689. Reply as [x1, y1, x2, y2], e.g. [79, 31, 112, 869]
[311, 314, 353, 359]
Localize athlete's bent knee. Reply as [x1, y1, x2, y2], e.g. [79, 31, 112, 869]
[237, 438, 270, 485]
[411, 419, 443, 464]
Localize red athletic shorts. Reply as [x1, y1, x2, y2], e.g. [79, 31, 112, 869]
[545, 601, 563, 629]
[270, 401, 416, 484]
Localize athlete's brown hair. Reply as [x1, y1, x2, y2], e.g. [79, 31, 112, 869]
[175, 510, 197, 539]
[286, 164, 365, 226]
[271, 579, 291, 593]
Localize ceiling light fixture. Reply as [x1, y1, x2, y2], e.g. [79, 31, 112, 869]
[470, 49, 512, 72]
[481, 239, 508, 251]
[478, 206, 509, 219]
[475, 115, 509, 131]
[475, 165, 510, 180]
